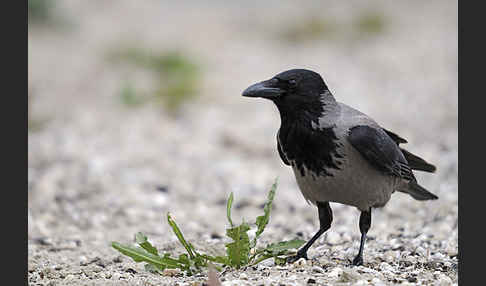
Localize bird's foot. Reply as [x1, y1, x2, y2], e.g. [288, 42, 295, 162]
[352, 255, 363, 266]
[286, 251, 308, 263]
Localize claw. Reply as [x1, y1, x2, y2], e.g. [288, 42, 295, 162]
[352, 255, 363, 266]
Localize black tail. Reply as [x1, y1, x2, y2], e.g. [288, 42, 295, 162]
[401, 148, 436, 173]
[400, 182, 438, 201]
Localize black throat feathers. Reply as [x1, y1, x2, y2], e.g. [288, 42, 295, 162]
[276, 99, 343, 178]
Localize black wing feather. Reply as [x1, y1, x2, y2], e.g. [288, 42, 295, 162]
[400, 148, 436, 172]
[383, 128, 408, 144]
[383, 128, 436, 173]
[348, 125, 414, 181]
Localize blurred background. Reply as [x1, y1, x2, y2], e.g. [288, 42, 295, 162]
[28, 0, 457, 283]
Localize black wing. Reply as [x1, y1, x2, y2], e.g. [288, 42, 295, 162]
[382, 128, 436, 172]
[348, 125, 414, 181]
[383, 128, 408, 144]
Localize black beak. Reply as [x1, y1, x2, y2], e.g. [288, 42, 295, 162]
[242, 80, 284, 99]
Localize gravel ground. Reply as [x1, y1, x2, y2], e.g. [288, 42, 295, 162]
[28, 1, 457, 285]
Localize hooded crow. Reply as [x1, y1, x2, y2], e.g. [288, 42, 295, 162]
[242, 69, 437, 266]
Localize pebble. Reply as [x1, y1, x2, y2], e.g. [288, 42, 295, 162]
[379, 262, 395, 273]
[371, 277, 386, 286]
[311, 265, 324, 273]
[446, 246, 458, 257]
[307, 278, 317, 284]
[431, 252, 446, 260]
[403, 255, 417, 264]
[342, 233, 353, 242]
[434, 273, 453, 286]
[293, 258, 307, 268]
[339, 269, 361, 282]
[328, 267, 343, 278]
[112, 272, 121, 280]
[64, 274, 76, 281]
[326, 232, 341, 244]
[239, 273, 248, 280]
[415, 246, 427, 256]
[162, 268, 181, 276]
[383, 250, 399, 263]
[260, 259, 275, 267]
[356, 266, 376, 274]
[79, 256, 88, 266]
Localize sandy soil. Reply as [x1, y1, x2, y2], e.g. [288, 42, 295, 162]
[28, 1, 457, 285]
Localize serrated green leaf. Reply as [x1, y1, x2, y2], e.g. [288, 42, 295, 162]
[201, 254, 229, 266]
[144, 263, 164, 274]
[249, 239, 305, 266]
[252, 178, 278, 248]
[167, 213, 196, 259]
[226, 192, 234, 227]
[225, 222, 251, 268]
[264, 239, 306, 254]
[135, 232, 158, 256]
[111, 242, 180, 268]
[112, 180, 291, 275]
[249, 253, 274, 266]
[177, 253, 192, 268]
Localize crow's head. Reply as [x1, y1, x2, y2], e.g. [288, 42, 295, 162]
[242, 69, 331, 112]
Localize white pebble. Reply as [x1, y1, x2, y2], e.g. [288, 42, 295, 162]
[379, 262, 395, 272]
[112, 272, 121, 280]
[446, 246, 458, 257]
[239, 273, 248, 280]
[64, 274, 76, 281]
[312, 265, 324, 273]
[415, 246, 427, 256]
[434, 274, 453, 286]
[258, 259, 274, 268]
[383, 250, 398, 262]
[79, 256, 88, 265]
[372, 277, 386, 286]
[432, 252, 446, 260]
[326, 232, 341, 244]
[328, 267, 343, 278]
[293, 258, 307, 267]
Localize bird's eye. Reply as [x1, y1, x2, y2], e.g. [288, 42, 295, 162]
[288, 79, 297, 86]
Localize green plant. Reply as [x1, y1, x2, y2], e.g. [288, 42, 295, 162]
[279, 10, 386, 44]
[354, 11, 385, 35]
[111, 179, 305, 276]
[107, 47, 200, 112]
[28, 0, 55, 24]
[280, 17, 337, 42]
[119, 81, 145, 107]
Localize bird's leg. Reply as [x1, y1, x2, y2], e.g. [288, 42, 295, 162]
[352, 209, 372, 266]
[287, 201, 333, 263]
